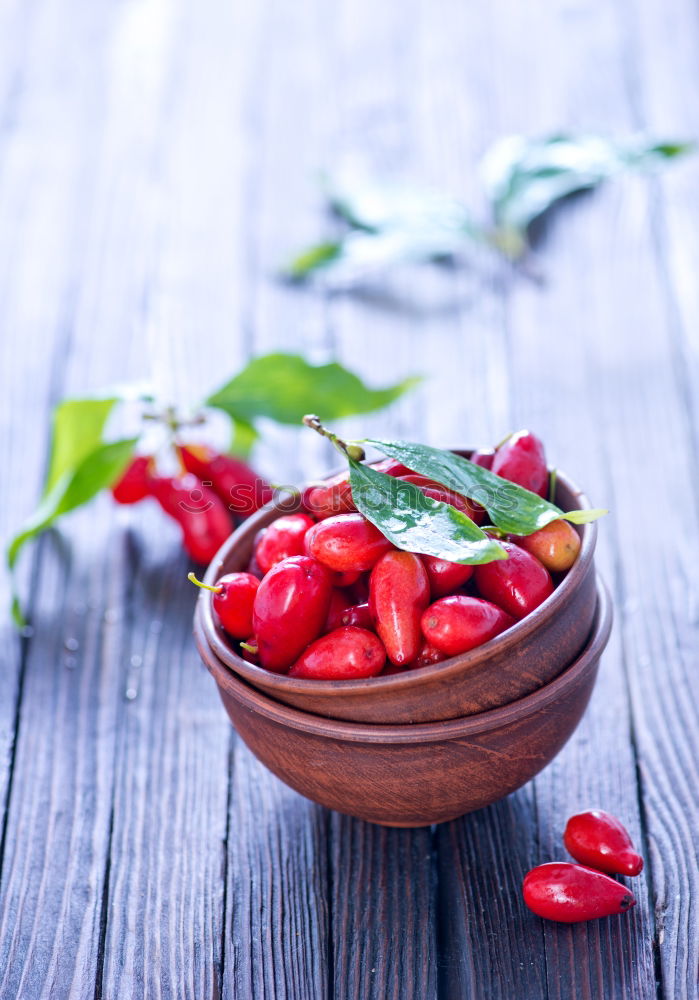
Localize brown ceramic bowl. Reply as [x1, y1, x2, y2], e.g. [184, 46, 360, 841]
[195, 579, 611, 827]
[194, 453, 598, 724]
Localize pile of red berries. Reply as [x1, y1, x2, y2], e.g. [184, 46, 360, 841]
[195, 431, 583, 680]
[111, 445, 272, 563]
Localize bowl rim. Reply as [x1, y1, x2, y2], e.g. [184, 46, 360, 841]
[196, 577, 612, 743]
[196, 450, 598, 697]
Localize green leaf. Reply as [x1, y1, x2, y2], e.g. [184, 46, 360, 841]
[45, 397, 120, 495]
[563, 507, 608, 524]
[348, 460, 507, 564]
[228, 418, 259, 460]
[482, 133, 695, 248]
[364, 439, 605, 535]
[285, 241, 342, 280]
[283, 171, 485, 283]
[7, 437, 138, 572]
[206, 353, 420, 426]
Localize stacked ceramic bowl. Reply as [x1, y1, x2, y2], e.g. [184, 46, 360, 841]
[193, 459, 612, 827]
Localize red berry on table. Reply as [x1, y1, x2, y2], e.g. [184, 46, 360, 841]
[492, 430, 548, 497]
[522, 862, 636, 923]
[252, 555, 333, 673]
[188, 571, 260, 639]
[421, 595, 515, 656]
[149, 474, 233, 564]
[421, 554, 474, 599]
[474, 542, 553, 619]
[306, 513, 394, 572]
[563, 810, 643, 877]
[255, 513, 315, 574]
[179, 443, 273, 518]
[111, 455, 152, 504]
[369, 551, 431, 666]
[289, 626, 386, 680]
[514, 520, 581, 573]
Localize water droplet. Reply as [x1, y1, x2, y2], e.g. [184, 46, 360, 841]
[64, 637, 79, 652]
[65, 656, 77, 669]
[130, 654, 142, 668]
[125, 687, 138, 701]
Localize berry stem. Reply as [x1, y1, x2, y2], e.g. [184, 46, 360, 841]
[302, 414, 366, 462]
[187, 571, 223, 594]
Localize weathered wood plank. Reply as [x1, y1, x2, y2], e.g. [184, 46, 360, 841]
[215, 1, 338, 996]
[225, 746, 329, 1000]
[0, 0, 247, 995]
[616, 6, 699, 991]
[330, 817, 436, 1000]
[483, 0, 661, 996]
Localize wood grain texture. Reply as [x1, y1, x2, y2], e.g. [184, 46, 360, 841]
[224, 745, 329, 1000]
[1, 0, 699, 995]
[330, 817, 436, 1000]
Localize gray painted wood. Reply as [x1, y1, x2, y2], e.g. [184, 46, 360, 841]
[1, 0, 698, 996]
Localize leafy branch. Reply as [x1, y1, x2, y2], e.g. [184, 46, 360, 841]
[283, 134, 694, 284]
[8, 354, 419, 625]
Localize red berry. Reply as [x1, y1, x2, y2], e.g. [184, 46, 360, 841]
[563, 810, 643, 877]
[240, 640, 259, 664]
[111, 456, 151, 504]
[188, 571, 259, 639]
[150, 474, 233, 564]
[421, 555, 474, 598]
[407, 641, 446, 669]
[492, 430, 548, 497]
[470, 448, 495, 469]
[332, 569, 361, 588]
[474, 542, 553, 619]
[302, 460, 411, 521]
[252, 556, 333, 673]
[289, 626, 386, 680]
[324, 589, 353, 632]
[255, 513, 315, 574]
[179, 444, 273, 517]
[306, 513, 394, 572]
[340, 602, 374, 630]
[514, 520, 581, 573]
[302, 472, 356, 520]
[421, 595, 515, 655]
[369, 551, 431, 666]
[523, 863, 636, 923]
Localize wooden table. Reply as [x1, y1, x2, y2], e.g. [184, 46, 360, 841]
[1, 0, 697, 996]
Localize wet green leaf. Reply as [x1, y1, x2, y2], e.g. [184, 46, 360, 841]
[348, 460, 507, 564]
[364, 438, 606, 535]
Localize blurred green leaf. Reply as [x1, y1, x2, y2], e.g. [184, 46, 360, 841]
[228, 418, 259, 459]
[482, 133, 695, 251]
[45, 397, 119, 495]
[8, 436, 138, 625]
[206, 353, 420, 426]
